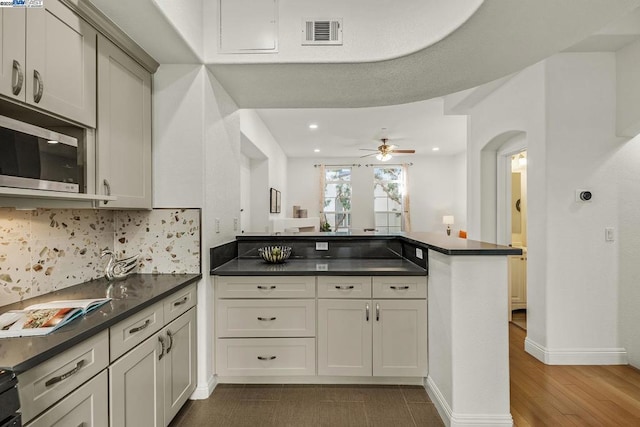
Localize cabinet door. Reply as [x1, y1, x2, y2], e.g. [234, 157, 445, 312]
[96, 34, 152, 209]
[26, 370, 108, 427]
[25, 0, 97, 127]
[163, 309, 196, 426]
[373, 299, 427, 377]
[317, 299, 372, 376]
[509, 255, 527, 309]
[109, 333, 164, 427]
[0, 8, 26, 101]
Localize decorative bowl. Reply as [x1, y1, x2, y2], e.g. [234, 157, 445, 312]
[258, 246, 292, 263]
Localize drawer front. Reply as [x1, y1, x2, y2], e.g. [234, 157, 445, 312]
[18, 330, 109, 423]
[373, 276, 427, 299]
[110, 302, 163, 362]
[216, 276, 315, 298]
[164, 283, 197, 324]
[318, 276, 372, 298]
[216, 338, 315, 376]
[217, 299, 315, 338]
[26, 370, 108, 427]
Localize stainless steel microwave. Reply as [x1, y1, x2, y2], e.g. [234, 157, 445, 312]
[0, 115, 80, 193]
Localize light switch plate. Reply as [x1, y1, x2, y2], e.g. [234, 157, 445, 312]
[315, 241, 329, 251]
[605, 227, 614, 242]
[416, 248, 423, 259]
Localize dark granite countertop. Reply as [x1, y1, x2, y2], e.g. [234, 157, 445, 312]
[212, 258, 426, 276]
[237, 231, 521, 256]
[0, 273, 201, 373]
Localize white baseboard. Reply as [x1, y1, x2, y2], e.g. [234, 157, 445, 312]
[525, 337, 628, 365]
[190, 374, 217, 400]
[426, 377, 513, 427]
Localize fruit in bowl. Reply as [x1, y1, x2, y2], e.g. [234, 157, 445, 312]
[258, 246, 292, 263]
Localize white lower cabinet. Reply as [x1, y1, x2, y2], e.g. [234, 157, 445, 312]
[317, 298, 427, 377]
[109, 307, 196, 427]
[26, 370, 108, 427]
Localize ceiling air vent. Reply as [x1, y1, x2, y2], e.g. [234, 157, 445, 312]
[302, 18, 343, 45]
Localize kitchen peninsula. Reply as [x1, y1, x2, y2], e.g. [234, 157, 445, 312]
[211, 232, 521, 427]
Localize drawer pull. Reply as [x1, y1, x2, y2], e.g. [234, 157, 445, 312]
[173, 296, 188, 307]
[257, 356, 276, 361]
[257, 285, 276, 290]
[376, 303, 380, 321]
[335, 285, 355, 290]
[390, 286, 410, 290]
[129, 319, 151, 334]
[257, 317, 276, 321]
[45, 360, 85, 387]
[366, 303, 370, 322]
[166, 330, 174, 354]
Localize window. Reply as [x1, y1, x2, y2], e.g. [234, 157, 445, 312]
[323, 167, 352, 231]
[374, 166, 403, 233]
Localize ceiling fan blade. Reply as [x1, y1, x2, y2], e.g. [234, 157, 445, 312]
[359, 148, 379, 151]
[389, 149, 415, 154]
[359, 153, 377, 158]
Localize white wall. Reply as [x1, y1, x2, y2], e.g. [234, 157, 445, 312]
[153, 64, 241, 398]
[616, 38, 640, 136]
[287, 155, 465, 233]
[239, 110, 289, 232]
[465, 53, 637, 365]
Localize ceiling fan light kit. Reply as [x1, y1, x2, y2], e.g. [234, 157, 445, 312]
[360, 137, 416, 160]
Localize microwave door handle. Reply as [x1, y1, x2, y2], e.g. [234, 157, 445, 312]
[103, 179, 111, 204]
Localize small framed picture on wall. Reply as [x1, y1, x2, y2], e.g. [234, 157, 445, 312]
[276, 190, 281, 213]
[270, 188, 277, 213]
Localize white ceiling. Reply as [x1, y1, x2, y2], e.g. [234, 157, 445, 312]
[88, 0, 640, 159]
[254, 98, 467, 158]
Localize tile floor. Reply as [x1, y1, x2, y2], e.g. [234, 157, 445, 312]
[169, 384, 443, 426]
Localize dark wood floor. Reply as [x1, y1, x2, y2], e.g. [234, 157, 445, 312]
[170, 325, 640, 426]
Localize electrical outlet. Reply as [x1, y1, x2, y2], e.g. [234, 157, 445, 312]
[605, 227, 614, 242]
[415, 248, 423, 259]
[215, 218, 220, 233]
[315, 241, 329, 251]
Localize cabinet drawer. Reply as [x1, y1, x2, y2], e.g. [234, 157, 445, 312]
[217, 300, 315, 338]
[164, 283, 196, 324]
[373, 276, 427, 299]
[216, 276, 315, 298]
[318, 276, 372, 298]
[216, 338, 315, 376]
[18, 330, 109, 423]
[26, 370, 108, 427]
[110, 302, 163, 362]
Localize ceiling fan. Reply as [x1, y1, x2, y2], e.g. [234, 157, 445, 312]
[359, 138, 416, 161]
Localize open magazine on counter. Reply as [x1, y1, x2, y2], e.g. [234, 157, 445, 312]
[0, 298, 111, 338]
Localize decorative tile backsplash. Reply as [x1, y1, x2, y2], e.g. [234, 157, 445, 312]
[0, 208, 201, 306]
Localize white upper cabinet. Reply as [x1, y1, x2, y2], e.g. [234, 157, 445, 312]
[96, 34, 152, 209]
[0, 8, 26, 102]
[0, 1, 98, 127]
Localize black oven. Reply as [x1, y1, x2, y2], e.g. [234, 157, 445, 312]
[0, 370, 20, 427]
[0, 114, 80, 193]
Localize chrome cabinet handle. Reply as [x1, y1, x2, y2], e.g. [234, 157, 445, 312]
[103, 179, 111, 204]
[257, 285, 276, 290]
[366, 303, 370, 322]
[33, 69, 43, 103]
[158, 335, 166, 360]
[257, 356, 276, 361]
[166, 330, 174, 354]
[173, 296, 188, 307]
[335, 285, 354, 290]
[376, 303, 380, 321]
[12, 60, 23, 95]
[390, 286, 410, 290]
[45, 360, 85, 387]
[257, 317, 276, 321]
[129, 319, 150, 334]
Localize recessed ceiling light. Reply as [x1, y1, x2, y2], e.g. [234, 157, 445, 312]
[309, 124, 318, 129]
[432, 147, 440, 151]
[314, 149, 320, 153]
